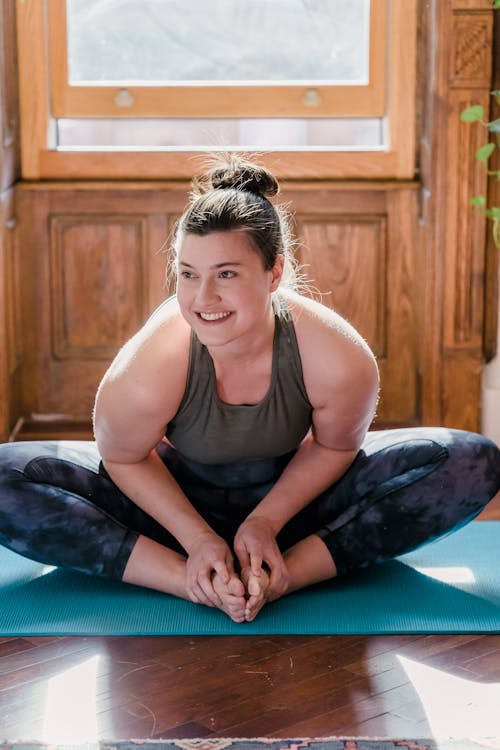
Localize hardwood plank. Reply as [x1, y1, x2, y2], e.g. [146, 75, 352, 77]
[0, 638, 37, 658]
[343, 635, 482, 677]
[0, 634, 498, 740]
[194, 671, 397, 736]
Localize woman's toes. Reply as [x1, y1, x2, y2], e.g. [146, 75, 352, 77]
[212, 572, 247, 622]
[227, 575, 246, 597]
[241, 566, 270, 621]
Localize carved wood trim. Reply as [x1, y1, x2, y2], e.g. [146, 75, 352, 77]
[449, 11, 494, 87]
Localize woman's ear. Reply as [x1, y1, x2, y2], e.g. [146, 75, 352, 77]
[270, 254, 285, 291]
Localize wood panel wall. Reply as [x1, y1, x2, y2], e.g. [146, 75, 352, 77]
[0, 0, 21, 442]
[14, 183, 419, 432]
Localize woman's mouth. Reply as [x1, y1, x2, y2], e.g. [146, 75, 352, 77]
[197, 311, 232, 322]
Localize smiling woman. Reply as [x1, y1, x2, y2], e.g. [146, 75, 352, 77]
[0, 154, 499, 625]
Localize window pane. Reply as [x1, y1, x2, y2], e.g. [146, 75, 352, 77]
[56, 118, 383, 149]
[66, 0, 370, 84]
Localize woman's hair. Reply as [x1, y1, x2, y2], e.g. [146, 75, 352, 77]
[171, 154, 299, 291]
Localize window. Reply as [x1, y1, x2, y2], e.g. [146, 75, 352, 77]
[17, 0, 417, 179]
[52, 0, 384, 119]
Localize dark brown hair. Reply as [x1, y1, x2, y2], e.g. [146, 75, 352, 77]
[172, 154, 297, 288]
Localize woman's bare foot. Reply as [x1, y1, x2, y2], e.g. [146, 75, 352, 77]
[212, 572, 247, 623]
[241, 566, 270, 622]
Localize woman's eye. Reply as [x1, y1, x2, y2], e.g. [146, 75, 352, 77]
[180, 271, 194, 279]
[219, 270, 236, 279]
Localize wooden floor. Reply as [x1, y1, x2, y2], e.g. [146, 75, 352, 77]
[1, 499, 499, 742]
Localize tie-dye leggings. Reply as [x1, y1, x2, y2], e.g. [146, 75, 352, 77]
[0, 427, 499, 581]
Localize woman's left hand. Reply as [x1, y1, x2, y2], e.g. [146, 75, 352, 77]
[233, 516, 289, 601]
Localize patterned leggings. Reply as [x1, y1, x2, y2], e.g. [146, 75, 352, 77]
[0, 427, 499, 581]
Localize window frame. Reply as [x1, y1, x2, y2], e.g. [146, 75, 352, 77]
[16, 0, 417, 180]
[48, 0, 386, 119]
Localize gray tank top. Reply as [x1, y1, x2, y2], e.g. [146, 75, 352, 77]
[167, 311, 312, 464]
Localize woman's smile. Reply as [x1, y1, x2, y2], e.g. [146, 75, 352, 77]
[197, 311, 233, 322]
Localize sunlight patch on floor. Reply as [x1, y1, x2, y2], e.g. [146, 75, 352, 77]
[398, 655, 500, 738]
[412, 566, 476, 584]
[42, 654, 100, 742]
[32, 565, 57, 579]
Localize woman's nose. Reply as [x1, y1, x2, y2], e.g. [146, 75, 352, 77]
[196, 277, 220, 304]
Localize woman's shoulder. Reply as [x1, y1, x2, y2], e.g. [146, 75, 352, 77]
[97, 297, 191, 410]
[279, 289, 379, 401]
[112, 297, 189, 367]
[94, 298, 192, 458]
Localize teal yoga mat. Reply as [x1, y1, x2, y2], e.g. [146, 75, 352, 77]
[0, 522, 498, 635]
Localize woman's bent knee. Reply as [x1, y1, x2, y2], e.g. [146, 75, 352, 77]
[0, 440, 136, 579]
[440, 429, 500, 505]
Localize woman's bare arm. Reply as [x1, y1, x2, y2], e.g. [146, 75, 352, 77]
[93, 305, 235, 602]
[234, 294, 379, 594]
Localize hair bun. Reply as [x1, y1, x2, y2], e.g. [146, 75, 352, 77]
[194, 155, 279, 198]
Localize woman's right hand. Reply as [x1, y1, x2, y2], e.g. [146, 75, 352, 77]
[185, 531, 235, 608]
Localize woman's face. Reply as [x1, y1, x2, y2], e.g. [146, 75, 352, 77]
[176, 229, 283, 350]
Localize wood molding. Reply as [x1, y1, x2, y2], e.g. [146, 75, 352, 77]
[16, 0, 49, 179]
[37, 148, 415, 182]
[0, 0, 21, 441]
[0, 188, 21, 441]
[0, 0, 20, 191]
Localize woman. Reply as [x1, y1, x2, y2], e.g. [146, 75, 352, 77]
[0, 156, 499, 623]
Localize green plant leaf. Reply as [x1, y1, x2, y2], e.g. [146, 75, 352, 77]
[490, 119, 500, 132]
[493, 0, 500, 9]
[486, 207, 500, 219]
[460, 105, 484, 122]
[471, 195, 487, 206]
[476, 143, 496, 161]
[493, 220, 500, 250]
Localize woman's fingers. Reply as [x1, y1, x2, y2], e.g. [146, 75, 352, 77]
[186, 533, 236, 608]
[235, 543, 251, 571]
[212, 559, 232, 586]
[249, 552, 263, 577]
[188, 581, 216, 607]
[190, 568, 223, 608]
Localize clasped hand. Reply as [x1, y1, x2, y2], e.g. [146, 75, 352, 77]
[185, 517, 289, 619]
[233, 516, 289, 601]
